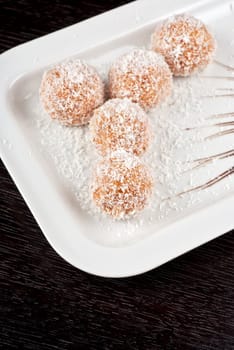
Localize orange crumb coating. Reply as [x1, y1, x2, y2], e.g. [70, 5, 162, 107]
[90, 98, 151, 157]
[39, 59, 105, 126]
[92, 151, 153, 219]
[151, 14, 216, 76]
[109, 49, 172, 110]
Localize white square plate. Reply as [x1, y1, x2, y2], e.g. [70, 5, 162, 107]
[0, 0, 233, 277]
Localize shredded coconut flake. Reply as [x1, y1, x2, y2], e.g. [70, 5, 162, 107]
[151, 14, 216, 76]
[90, 98, 151, 156]
[39, 58, 104, 126]
[109, 48, 173, 110]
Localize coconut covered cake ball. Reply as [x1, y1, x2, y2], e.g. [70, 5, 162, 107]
[40, 59, 105, 126]
[90, 98, 151, 157]
[91, 150, 153, 219]
[151, 14, 216, 76]
[109, 49, 173, 110]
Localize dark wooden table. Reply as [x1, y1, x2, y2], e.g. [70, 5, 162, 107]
[1, 1, 234, 349]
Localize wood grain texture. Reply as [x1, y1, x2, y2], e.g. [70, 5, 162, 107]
[0, 1, 234, 349]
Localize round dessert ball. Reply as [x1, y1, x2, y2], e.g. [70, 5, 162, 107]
[90, 98, 151, 157]
[151, 14, 216, 76]
[91, 150, 153, 219]
[40, 59, 105, 126]
[109, 49, 173, 110]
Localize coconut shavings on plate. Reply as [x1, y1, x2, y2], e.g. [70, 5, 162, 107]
[35, 58, 234, 246]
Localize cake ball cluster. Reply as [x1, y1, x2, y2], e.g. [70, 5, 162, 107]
[151, 14, 215, 76]
[90, 98, 153, 219]
[39, 13, 216, 219]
